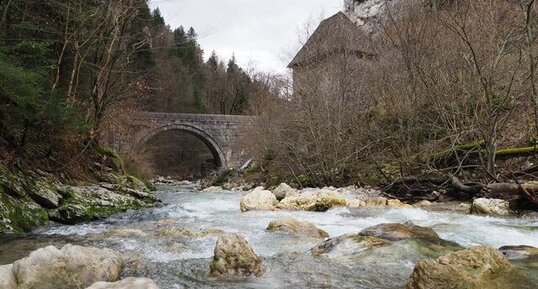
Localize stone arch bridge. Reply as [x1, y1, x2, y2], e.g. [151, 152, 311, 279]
[128, 112, 255, 169]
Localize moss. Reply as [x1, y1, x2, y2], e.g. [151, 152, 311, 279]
[214, 169, 236, 185]
[0, 193, 48, 233]
[97, 146, 125, 173]
[495, 147, 538, 158]
[267, 175, 280, 187]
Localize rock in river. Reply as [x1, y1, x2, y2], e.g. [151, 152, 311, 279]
[86, 277, 159, 289]
[240, 186, 278, 212]
[9, 244, 123, 289]
[277, 189, 347, 212]
[359, 223, 439, 241]
[311, 234, 390, 257]
[267, 217, 329, 238]
[210, 233, 265, 278]
[471, 198, 512, 216]
[0, 264, 16, 289]
[499, 245, 538, 260]
[406, 246, 534, 289]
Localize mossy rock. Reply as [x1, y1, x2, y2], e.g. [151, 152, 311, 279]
[97, 146, 125, 173]
[0, 193, 48, 233]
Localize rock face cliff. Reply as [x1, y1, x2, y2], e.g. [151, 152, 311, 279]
[343, 0, 446, 33]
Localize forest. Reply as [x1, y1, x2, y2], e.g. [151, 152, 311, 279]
[0, 0, 270, 179]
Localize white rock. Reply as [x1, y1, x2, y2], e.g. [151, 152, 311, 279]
[12, 244, 124, 289]
[240, 187, 278, 212]
[0, 264, 16, 289]
[278, 189, 347, 212]
[86, 278, 159, 289]
[471, 198, 512, 216]
[210, 233, 265, 277]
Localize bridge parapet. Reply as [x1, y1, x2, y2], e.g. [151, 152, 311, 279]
[127, 112, 255, 169]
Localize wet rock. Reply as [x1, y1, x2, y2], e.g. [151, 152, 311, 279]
[201, 186, 224, 193]
[471, 198, 512, 216]
[277, 189, 347, 212]
[267, 217, 329, 238]
[240, 187, 278, 212]
[359, 223, 439, 241]
[311, 234, 390, 256]
[210, 233, 265, 278]
[86, 278, 159, 289]
[11, 244, 123, 289]
[499, 245, 538, 260]
[272, 183, 296, 200]
[0, 264, 16, 289]
[406, 246, 533, 289]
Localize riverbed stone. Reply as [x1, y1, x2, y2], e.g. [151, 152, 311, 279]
[277, 189, 347, 212]
[499, 245, 538, 260]
[406, 246, 533, 289]
[267, 217, 329, 238]
[0, 264, 16, 289]
[210, 233, 265, 277]
[359, 223, 439, 241]
[240, 187, 278, 212]
[311, 234, 390, 256]
[86, 277, 159, 289]
[471, 198, 512, 216]
[271, 183, 297, 200]
[12, 244, 124, 289]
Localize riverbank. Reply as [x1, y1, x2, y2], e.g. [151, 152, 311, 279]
[0, 164, 160, 234]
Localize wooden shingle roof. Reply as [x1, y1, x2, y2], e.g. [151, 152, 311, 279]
[288, 12, 368, 68]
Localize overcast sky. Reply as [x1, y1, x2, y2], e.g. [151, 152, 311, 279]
[149, 0, 342, 74]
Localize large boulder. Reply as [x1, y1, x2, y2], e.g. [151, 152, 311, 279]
[240, 187, 278, 212]
[499, 245, 538, 260]
[0, 264, 16, 289]
[271, 183, 297, 200]
[471, 198, 512, 216]
[277, 189, 347, 212]
[406, 246, 533, 289]
[11, 244, 123, 289]
[267, 217, 329, 238]
[359, 223, 439, 241]
[210, 233, 265, 278]
[86, 278, 159, 289]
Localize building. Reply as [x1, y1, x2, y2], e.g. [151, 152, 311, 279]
[287, 12, 374, 103]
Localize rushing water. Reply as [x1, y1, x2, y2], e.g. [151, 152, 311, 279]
[1, 184, 538, 288]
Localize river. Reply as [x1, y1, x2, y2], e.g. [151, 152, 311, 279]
[1, 184, 538, 288]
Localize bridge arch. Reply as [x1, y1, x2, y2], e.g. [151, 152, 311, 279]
[136, 123, 228, 169]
